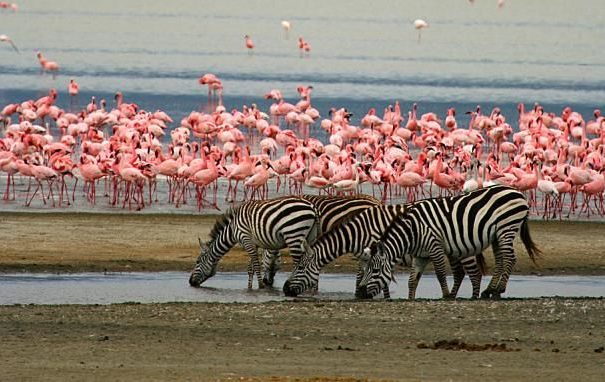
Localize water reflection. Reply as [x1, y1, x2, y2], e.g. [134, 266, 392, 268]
[1, 272, 603, 305]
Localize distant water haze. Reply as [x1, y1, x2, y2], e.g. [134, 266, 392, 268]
[0, 0, 603, 124]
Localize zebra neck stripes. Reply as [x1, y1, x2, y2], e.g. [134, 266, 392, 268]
[357, 185, 539, 300]
[283, 203, 408, 297]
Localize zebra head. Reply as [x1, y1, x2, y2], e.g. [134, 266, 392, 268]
[282, 241, 320, 297]
[356, 241, 393, 299]
[189, 239, 219, 287]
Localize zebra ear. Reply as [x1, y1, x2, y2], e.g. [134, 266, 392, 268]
[375, 240, 386, 254]
[198, 237, 203, 248]
[358, 247, 372, 262]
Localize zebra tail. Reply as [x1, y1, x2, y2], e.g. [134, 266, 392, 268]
[477, 253, 488, 276]
[520, 216, 542, 265]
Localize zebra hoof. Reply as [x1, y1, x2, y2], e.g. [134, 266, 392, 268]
[480, 290, 492, 299]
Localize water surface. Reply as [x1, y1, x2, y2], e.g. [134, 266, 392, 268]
[1, 272, 603, 305]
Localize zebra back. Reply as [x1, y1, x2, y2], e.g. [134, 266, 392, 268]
[190, 196, 320, 288]
[358, 185, 536, 299]
[283, 202, 409, 296]
[300, 194, 382, 232]
[261, 194, 382, 286]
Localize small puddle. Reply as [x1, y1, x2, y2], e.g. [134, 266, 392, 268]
[0, 272, 603, 305]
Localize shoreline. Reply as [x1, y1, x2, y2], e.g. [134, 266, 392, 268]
[1, 211, 605, 276]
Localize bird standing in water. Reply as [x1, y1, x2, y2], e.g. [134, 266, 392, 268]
[413, 19, 428, 43]
[244, 35, 254, 54]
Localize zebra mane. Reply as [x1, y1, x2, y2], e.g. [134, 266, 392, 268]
[209, 205, 239, 242]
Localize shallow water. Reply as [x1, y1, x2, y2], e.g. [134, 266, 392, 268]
[1, 271, 603, 305]
[1, 0, 604, 125]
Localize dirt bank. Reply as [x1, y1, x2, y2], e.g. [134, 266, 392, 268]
[1, 212, 605, 275]
[2, 213, 605, 381]
[1, 298, 604, 381]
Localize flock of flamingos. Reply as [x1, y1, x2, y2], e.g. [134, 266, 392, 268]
[1, 74, 604, 220]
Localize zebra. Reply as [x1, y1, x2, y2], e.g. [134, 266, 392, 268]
[282, 203, 410, 297]
[356, 185, 541, 300]
[189, 196, 320, 289]
[260, 193, 383, 287]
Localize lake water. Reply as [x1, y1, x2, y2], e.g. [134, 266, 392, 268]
[1, 272, 604, 305]
[1, 0, 604, 127]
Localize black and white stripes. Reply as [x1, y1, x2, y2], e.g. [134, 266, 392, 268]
[282, 203, 409, 297]
[260, 194, 383, 286]
[189, 196, 320, 289]
[356, 185, 541, 299]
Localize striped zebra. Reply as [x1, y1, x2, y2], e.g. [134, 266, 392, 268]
[189, 196, 320, 289]
[282, 203, 410, 297]
[356, 185, 541, 300]
[260, 193, 383, 287]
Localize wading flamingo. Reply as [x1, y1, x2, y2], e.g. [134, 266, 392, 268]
[413, 19, 429, 43]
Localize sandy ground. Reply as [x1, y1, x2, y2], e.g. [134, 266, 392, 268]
[1, 212, 605, 275]
[1, 213, 605, 381]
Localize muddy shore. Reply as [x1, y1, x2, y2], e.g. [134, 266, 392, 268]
[2, 212, 605, 381]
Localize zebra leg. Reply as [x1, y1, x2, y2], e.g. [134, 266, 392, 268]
[408, 257, 429, 300]
[430, 250, 451, 299]
[495, 241, 517, 297]
[261, 249, 281, 287]
[382, 285, 391, 300]
[483, 232, 516, 299]
[354, 263, 364, 295]
[242, 243, 264, 289]
[460, 256, 482, 299]
[448, 258, 465, 299]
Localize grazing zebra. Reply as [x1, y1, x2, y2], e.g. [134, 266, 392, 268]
[282, 203, 410, 297]
[356, 185, 541, 300]
[189, 196, 320, 289]
[260, 193, 383, 287]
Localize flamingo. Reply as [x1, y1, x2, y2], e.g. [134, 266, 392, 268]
[68, 79, 80, 111]
[330, 163, 362, 194]
[413, 19, 429, 42]
[281, 20, 291, 39]
[0, 34, 18, 52]
[244, 35, 254, 53]
[298, 37, 311, 56]
[36, 51, 60, 78]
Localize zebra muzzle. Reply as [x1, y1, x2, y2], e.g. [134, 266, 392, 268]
[189, 274, 201, 287]
[282, 280, 299, 297]
[355, 285, 371, 299]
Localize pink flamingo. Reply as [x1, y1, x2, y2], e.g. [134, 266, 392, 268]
[432, 154, 460, 196]
[36, 51, 59, 79]
[27, 164, 59, 207]
[244, 35, 254, 53]
[78, 156, 106, 205]
[0, 34, 18, 52]
[188, 152, 220, 210]
[244, 160, 274, 200]
[579, 171, 605, 217]
[225, 147, 254, 202]
[298, 37, 311, 56]
[68, 79, 79, 110]
[0, 152, 18, 200]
